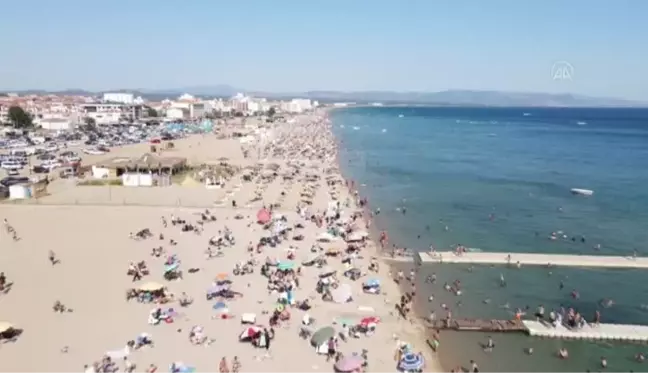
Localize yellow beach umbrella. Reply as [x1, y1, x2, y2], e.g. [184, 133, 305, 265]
[0, 321, 14, 333]
[139, 282, 164, 292]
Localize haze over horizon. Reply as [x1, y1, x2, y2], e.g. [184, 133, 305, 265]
[1, 0, 646, 101]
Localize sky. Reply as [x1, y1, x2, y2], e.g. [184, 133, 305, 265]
[1, 0, 647, 100]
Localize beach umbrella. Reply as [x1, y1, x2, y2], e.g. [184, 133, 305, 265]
[139, 282, 164, 292]
[208, 284, 229, 293]
[240, 326, 262, 340]
[316, 232, 335, 242]
[399, 353, 425, 371]
[215, 273, 229, 281]
[164, 262, 180, 273]
[345, 232, 365, 242]
[310, 326, 335, 346]
[334, 355, 364, 372]
[360, 316, 380, 326]
[363, 278, 380, 287]
[257, 208, 271, 224]
[212, 301, 228, 313]
[331, 283, 353, 304]
[277, 261, 294, 271]
[0, 321, 14, 333]
[326, 247, 340, 255]
[355, 230, 369, 238]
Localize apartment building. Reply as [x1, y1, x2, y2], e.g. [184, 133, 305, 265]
[81, 103, 143, 125]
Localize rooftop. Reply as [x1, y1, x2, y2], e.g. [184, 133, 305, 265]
[95, 153, 187, 169]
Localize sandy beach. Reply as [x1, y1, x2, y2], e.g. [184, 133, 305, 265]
[0, 111, 442, 372]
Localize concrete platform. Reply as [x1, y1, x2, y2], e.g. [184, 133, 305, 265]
[404, 251, 648, 269]
[523, 320, 648, 342]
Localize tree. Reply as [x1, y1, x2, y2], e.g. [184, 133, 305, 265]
[8, 106, 33, 128]
[83, 117, 97, 131]
[146, 107, 158, 117]
[267, 107, 276, 117]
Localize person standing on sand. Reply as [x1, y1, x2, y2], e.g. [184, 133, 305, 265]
[470, 360, 480, 372]
[219, 357, 229, 373]
[0, 272, 7, 292]
[326, 337, 336, 361]
[231, 356, 241, 373]
[49, 250, 59, 265]
[263, 328, 271, 355]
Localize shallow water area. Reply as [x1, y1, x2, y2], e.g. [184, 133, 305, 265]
[394, 262, 648, 372]
[331, 106, 648, 371]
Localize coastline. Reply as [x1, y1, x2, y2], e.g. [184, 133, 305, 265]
[327, 108, 444, 372]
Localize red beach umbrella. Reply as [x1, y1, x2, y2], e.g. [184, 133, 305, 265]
[257, 208, 271, 224]
[239, 326, 262, 340]
[360, 316, 380, 326]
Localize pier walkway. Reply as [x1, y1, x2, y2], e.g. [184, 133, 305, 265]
[386, 251, 648, 269]
[427, 318, 648, 342]
[523, 320, 648, 342]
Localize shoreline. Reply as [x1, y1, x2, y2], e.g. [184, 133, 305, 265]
[327, 110, 444, 372]
[326, 106, 648, 372]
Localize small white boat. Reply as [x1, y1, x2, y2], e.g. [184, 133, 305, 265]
[398, 114, 404, 118]
[571, 188, 594, 196]
[381, 129, 387, 133]
[352, 126, 360, 130]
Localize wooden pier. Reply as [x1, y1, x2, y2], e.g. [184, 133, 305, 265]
[428, 318, 526, 332]
[385, 251, 648, 270]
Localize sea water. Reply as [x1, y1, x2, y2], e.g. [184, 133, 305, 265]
[331, 107, 648, 372]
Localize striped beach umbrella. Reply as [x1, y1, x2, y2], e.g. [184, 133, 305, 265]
[398, 353, 424, 371]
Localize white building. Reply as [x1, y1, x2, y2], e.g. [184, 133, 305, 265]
[38, 118, 73, 131]
[166, 107, 187, 120]
[279, 98, 314, 113]
[81, 103, 143, 125]
[103, 93, 135, 105]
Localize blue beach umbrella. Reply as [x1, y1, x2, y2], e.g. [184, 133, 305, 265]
[399, 353, 424, 371]
[277, 261, 294, 271]
[364, 278, 380, 287]
[164, 262, 180, 273]
[212, 301, 228, 313]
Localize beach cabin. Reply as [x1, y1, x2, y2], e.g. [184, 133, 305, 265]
[8, 179, 48, 200]
[91, 153, 188, 179]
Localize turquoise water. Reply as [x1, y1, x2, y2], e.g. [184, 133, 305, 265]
[331, 107, 648, 372]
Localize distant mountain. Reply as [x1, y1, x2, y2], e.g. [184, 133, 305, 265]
[298, 90, 647, 107]
[2, 87, 645, 107]
[141, 85, 241, 97]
